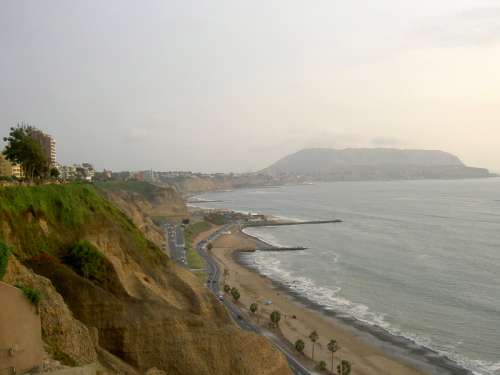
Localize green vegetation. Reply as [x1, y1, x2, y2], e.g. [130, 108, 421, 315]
[204, 212, 228, 225]
[230, 287, 240, 301]
[309, 330, 319, 361]
[250, 303, 258, 315]
[327, 339, 339, 372]
[152, 216, 169, 226]
[184, 221, 211, 269]
[294, 339, 305, 353]
[316, 361, 327, 372]
[64, 240, 106, 282]
[0, 240, 11, 280]
[2, 124, 49, 179]
[337, 360, 352, 375]
[94, 180, 161, 201]
[270, 310, 281, 328]
[15, 284, 42, 306]
[0, 184, 163, 267]
[224, 284, 231, 293]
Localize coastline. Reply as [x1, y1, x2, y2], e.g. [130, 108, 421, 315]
[210, 225, 472, 375]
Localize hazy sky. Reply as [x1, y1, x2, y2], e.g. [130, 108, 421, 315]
[1, 1, 500, 172]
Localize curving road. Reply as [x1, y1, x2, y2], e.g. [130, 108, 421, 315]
[196, 225, 312, 375]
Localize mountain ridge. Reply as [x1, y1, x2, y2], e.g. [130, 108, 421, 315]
[261, 148, 491, 181]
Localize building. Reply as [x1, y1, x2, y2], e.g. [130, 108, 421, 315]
[0, 154, 24, 178]
[59, 165, 77, 180]
[29, 129, 57, 167]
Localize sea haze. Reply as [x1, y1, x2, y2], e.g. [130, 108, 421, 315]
[197, 179, 500, 375]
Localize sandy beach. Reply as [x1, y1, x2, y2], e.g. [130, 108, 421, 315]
[210, 228, 444, 375]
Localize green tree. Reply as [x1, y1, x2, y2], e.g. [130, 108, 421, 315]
[206, 242, 213, 251]
[182, 218, 190, 225]
[309, 330, 319, 360]
[327, 339, 339, 372]
[270, 310, 281, 328]
[294, 339, 305, 353]
[50, 167, 60, 179]
[224, 284, 231, 293]
[2, 124, 49, 179]
[337, 360, 352, 375]
[230, 287, 240, 301]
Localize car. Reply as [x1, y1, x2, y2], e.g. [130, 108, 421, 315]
[264, 300, 273, 305]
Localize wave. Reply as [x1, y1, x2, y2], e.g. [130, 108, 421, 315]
[242, 227, 287, 248]
[244, 251, 499, 375]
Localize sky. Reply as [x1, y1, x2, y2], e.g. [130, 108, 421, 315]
[1, 0, 500, 173]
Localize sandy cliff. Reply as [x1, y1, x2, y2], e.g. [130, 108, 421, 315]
[0, 184, 292, 375]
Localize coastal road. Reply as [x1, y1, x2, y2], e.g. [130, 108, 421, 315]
[165, 224, 187, 266]
[196, 226, 312, 375]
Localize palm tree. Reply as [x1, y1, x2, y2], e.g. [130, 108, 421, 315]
[294, 339, 305, 354]
[327, 339, 339, 372]
[270, 310, 281, 328]
[207, 242, 213, 251]
[337, 360, 351, 375]
[309, 330, 319, 360]
[250, 303, 258, 314]
[231, 287, 240, 301]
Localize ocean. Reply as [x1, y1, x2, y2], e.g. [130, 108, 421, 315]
[195, 179, 500, 375]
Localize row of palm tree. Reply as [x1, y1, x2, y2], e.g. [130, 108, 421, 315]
[294, 330, 351, 374]
[247, 300, 351, 375]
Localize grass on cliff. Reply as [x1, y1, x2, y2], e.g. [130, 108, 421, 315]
[0, 241, 11, 281]
[0, 183, 164, 267]
[64, 240, 107, 282]
[184, 221, 211, 269]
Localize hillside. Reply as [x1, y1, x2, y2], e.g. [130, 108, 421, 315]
[0, 184, 292, 375]
[95, 181, 188, 247]
[261, 148, 491, 181]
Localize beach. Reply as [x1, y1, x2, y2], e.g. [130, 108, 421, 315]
[209, 227, 469, 375]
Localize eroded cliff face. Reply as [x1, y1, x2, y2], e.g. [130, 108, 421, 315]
[0, 184, 292, 375]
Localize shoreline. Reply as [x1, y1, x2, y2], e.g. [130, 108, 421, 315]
[214, 225, 472, 375]
[234, 236, 471, 375]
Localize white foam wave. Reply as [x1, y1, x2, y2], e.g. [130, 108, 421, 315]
[247, 252, 499, 375]
[242, 227, 287, 248]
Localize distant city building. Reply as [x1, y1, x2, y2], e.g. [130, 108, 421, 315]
[144, 169, 157, 182]
[0, 154, 24, 178]
[29, 128, 57, 167]
[59, 165, 77, 180]
[59, 163, 95, 181]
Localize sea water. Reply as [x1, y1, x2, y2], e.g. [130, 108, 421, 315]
[196, 179, 500, 375]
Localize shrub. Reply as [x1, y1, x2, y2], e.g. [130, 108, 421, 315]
[0, 240, 11, 280]
[64, 240, 106, 282]
[15, 284, 42, 306]
[295, 339, 305, 353]
[316, 361, 327, 372]
[338, 360, 352, 375]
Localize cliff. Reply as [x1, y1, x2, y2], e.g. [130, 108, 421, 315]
[95, 181, 188, 248]
[0, 184, 292, 375]
[161, 173, 279, 194]
[262, 148, 491, 181]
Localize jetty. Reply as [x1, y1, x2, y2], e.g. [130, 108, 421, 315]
[239, 246, 307, 253]
[244, 219, 342, 228]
